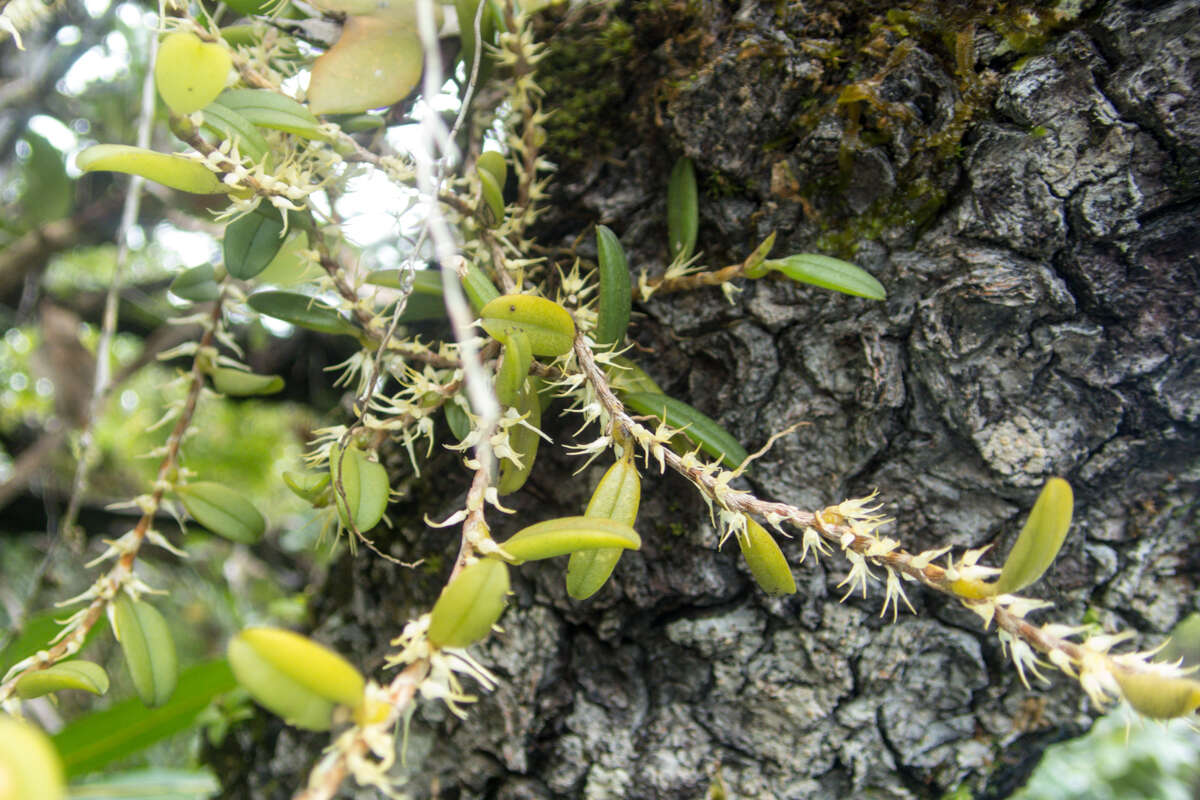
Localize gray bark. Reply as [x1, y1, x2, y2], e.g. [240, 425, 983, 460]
[210, 1, 1200, 797]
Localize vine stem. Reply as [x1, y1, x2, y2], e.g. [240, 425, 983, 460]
[0, 296, 224, 702]
[571, 332, 1125, 683]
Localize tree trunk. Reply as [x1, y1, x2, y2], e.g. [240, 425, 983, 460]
[209, 1, 1200, 797]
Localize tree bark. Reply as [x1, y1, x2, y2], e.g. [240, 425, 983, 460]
[211, 1, 1200, 797]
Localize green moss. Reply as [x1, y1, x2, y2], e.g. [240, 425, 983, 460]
[535, 11, 636, 165]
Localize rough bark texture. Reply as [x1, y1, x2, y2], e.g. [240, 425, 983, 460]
[210, 0, 1199, 797]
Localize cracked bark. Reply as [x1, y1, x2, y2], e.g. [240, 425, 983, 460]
[208, 1, 1199, 797]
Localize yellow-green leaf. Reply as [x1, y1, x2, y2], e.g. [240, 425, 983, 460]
[736, 517, 796, 596]
[308, 17, 423, 115]
[199, 100, 270, 163]
[208, 366, 284, 397]
[1113, 669, 1200, 720]
[154, 32, 232, 115]
[227, 628, 364, 730]
[427, 558, 510, 649]
[76, 145, 223, 194]
[111, 594, 177, 708]
[0, 715, 65, 800]
[989, 477, 1074, 596]
[174, 481, 266, 544]
[500, 516, 641, 564]
[14, 661, 109, 700]
[479, 294, 576, 357]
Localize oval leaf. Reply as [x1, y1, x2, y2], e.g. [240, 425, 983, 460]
[762, 253, 886, 301]
[736, 517, 796, 596]
[308, 17, 423, 115]
[76, 145, 223, 194]
[500, 516, 641, 564]
[479, 294, 576, 357]
[111, 593, 178, 708]
[620, 391, 749, 470]
[427, 559, 510, 649]
[476, 151, 507, 187]
[330, 444, 390, 532]
[228, 628, 364, 730]
[224, 205, 286, 280]
[155, 32, 231, 115]
[168, 264, 219, 303]
[14, 661, 109, 700]
[175, 481, 266, 544]
[989, 477, 1074, 596]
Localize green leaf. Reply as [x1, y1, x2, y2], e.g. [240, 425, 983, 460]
[281, 470, 331, 505]
[208, 367, 284, 397]
[736, 517, 796, 596]
[168, 265, 220, 303]
[111, 594, 178, 708]
[174, 481, 267, 544]
[224, 205, 285, 280]
[667, 156, 698, 262]
[20, 132, 73, 227]
[460, 263, 501, 312]
[499, 516, 641, 564]
[427, 559, 510, 649]
[246, 291, 359, 337]
[989, 477, 1074, 596]
[619, 392, 749, 470]
[566, 459, 641, 600]
[760, 253, 886, 301]
[217, 89, 326, 140]
[330, 444, 390, 533]
[364, 269, 449, 322]
[15, 660, 109, 699]
[494, 330, 533, 408]
[68, 767, 219, 800]
[52, 660, 236, 778]
[199, 101, 270, 163]
[594, 225, 631, 349]
[477, 168, 505, 225]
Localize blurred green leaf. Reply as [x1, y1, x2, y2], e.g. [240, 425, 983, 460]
[69, 767, 219, 799]
[53, 660, 236, 777]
